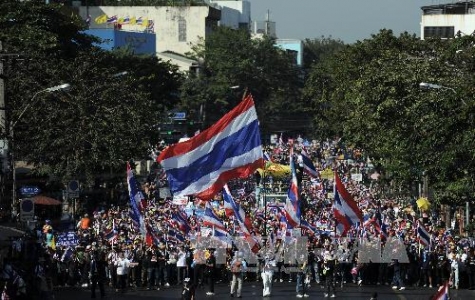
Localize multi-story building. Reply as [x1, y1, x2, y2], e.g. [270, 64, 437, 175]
[75, 1, 252, 72]
[421, 1, 475, 39]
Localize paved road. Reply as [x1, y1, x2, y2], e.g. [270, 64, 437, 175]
[54, 281, 474, 300]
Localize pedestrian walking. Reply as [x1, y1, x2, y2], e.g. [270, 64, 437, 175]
[205, 248, 216, 296]
[261, 255, 275, 297]
[230, 252, 246, 298]
[181, 277, 195, 300]
[390, 258, 405, 291]
[89, 250, 106, 299]
[114, 252, 130, 292]
[323, 250, 336, 298]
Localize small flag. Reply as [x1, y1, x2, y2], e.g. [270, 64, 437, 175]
[283, 147, 300, 228]
[95, 14, 107, 24]
[333, 171, 362, 235]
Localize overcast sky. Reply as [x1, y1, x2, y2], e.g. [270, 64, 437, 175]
[249, 0, 441, 43]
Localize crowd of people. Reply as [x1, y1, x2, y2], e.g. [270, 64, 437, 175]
[1, 137, 475, 299]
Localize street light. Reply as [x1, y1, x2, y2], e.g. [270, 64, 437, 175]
[419, 82, 456, 93]
[10, 83, 70, 218]
[419, 82, 466, 105]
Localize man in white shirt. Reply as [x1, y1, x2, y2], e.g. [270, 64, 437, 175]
[261, 256, 275, 297]
[114, 252, 130, 292]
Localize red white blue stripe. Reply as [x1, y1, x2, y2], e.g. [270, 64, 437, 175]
[127, 162, 146, 236]
[333, 171, 362, 235]
[223, 184, 252, 234]
[432, 281, 449, 300]
[157, 94, 264, 200]
[283, 147, 300, 228]
[417, 222, 431, 248]
[301, 148, 319, 178]
[202, 203, 226, 230]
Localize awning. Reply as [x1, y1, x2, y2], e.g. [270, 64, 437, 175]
[33, 195, 62, 206]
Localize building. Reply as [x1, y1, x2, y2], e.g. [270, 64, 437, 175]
[275, 39, 303, 66]
[76, 2, 252, 73]
[421, 1, 475, 39]
[85, 29, 156, 54]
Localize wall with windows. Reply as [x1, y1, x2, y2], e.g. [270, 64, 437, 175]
[421, 2, 475, 39]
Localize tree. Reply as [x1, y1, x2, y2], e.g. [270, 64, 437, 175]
[180, 26, 308, 138]
[0, 0, 182, 185]
[304, 29, 475, 205]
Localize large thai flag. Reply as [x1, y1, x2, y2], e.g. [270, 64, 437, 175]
[157, 94, 264, 200]
[202, 203, 226, 230]
[301, 148, 319, 178]
[283, 147, 300, 228]
[127, 162, 146, 236]
[333, 171, 362, 235]
[417, 222, 431, 248]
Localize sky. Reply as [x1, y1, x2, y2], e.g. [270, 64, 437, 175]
[249, 0, 443, 44]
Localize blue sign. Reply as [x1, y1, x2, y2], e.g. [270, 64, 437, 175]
[56, 231, 79, 247]
[21, 199, 34, 212]
[19, 186, 41, 196]
[172, 112, 186, 120]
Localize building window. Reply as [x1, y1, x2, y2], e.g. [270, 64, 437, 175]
[424, 26, 455, 39]
[178, 18, 186, 42]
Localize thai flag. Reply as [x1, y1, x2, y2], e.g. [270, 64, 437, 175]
[223, 184, 252, 234]
[432, 281, 449, 300]
[417, 222, 431, 248]
[301, 148, 319, 178]
[333, 171, 362, 235]
[202, 203, 226, 230]
[127, 162, 146, 236]
[145, 225, 161, 246]
[167, 229, 185, 243]
[105, 229, 117, 243]
[157, 94, 264, 200]
[300, 219, 317, 235]
[283, 147, 300, 228]
[172, 211, 191, 234]
[263, 151, 272, 162]
[106, 15, 117, 23]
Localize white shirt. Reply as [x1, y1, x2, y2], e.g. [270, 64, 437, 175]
[177, 251, 187, 267]
[115, 258, 130, 275]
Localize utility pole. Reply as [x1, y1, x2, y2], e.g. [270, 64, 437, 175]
[0, 41, 6, 206]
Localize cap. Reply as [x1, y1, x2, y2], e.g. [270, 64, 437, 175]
[184, 278, 191, 283]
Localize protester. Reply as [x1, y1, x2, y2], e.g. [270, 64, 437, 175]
[230, 252, 246, 298]
[261, 255, 275, 297]
[4, 136, 475, 296]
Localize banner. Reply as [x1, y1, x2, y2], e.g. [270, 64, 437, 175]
[56, 231, 79, 247]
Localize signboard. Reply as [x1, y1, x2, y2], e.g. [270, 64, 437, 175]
[172, 196, 188, 206]
[68, 180, 80, 198]
[172, 112, 186, 120]
[20, 198, 35, 221]
[56, 231, 79, 247]
[19, 186, 41, 196]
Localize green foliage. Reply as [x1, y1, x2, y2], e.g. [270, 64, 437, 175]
[181, 26, 308, 137]
[304, 29, 475, 203]
[1, 0, 181, 186]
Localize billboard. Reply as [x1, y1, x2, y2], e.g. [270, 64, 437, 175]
[85, 29, 156, 55]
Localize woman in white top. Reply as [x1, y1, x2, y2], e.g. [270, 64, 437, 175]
[114, 252, 130, 292]
[177, 246, 188, 284]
